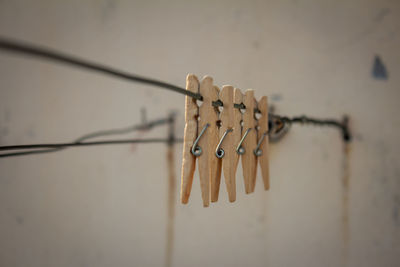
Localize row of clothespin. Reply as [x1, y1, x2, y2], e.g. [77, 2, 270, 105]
[180, 74, 270, 207]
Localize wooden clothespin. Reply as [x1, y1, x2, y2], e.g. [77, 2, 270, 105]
[215, 86, 242, 202]
[180, 75, 220, 207]
[180, 74, 199, 204]
[239, 90, 258, 194]
[199, 77, 221, 205]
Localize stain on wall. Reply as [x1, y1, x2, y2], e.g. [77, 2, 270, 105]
[372, 55, 388, 80]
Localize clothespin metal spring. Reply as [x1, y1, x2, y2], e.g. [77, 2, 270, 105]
[236, 128, 252, 155]
[191, 123, 210, 157]
[254, 131, 268, 156]
[215, 128, 233, 159]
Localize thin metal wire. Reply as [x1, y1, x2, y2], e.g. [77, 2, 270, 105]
[272, 115, 351, 141]
[0, 38, 256, 110]
[0, 138, 183, 152]
[0, 117, 174, 158]
[0, 37, 200, 100]
[0, 149, 65, 158]
[75, 117, 171, 141]
[0, 37, 351, 148]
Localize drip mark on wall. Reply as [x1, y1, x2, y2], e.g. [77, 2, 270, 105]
[342, 142, 351, 265]
[165, 113, 176, 267]
[393, 194, 400, 227]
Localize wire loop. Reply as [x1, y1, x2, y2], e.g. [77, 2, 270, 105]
[254, 131, 268, 156]
[215, 128, 233, 158]
[191, 123, 210, 157]
[236, 128, 252, 155]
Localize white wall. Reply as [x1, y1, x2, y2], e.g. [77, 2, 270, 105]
[0, 0, 399, 266]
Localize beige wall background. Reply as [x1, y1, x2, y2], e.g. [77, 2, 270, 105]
[0, 0, 399, 266]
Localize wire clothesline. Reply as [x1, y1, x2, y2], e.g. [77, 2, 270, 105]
[0, 115, 178, 158]
[0, 138, 181, 151]
[0, 37, 351, 158]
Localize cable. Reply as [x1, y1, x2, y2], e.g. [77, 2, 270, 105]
[0, 117, 173, 158]
[0, 148, 65, 158]
[0, 37, 201, 100]
[74, 117, 171, 141]
[0, 138, 182, 151]
[0, 114, 350, 158]
[0, 37, 246, 109]
[0, 37, 351, 155]
[272, 115, 351, 141]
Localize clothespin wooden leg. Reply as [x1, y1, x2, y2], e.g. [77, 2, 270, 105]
[241, 90, 258, 194]
[234, 88, 244, 171]
[180, 74, 199, 204]
[198, 76, 220, 206]
[211, 86, 223, 202]
[217, 85, 240, 202]
[256, 96, 270, 190]
[210, 86, 222, 202]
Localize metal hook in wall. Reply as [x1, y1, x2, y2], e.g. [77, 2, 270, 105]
[269, 116, 291, 143]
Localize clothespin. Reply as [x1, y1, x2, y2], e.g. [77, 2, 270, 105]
[199, 78, 221, 204]
[215, 86, 242, 202]
[180, 75, 220, 207]
[180, 74, 199, 204]
[239, 90, 258, 194]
